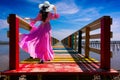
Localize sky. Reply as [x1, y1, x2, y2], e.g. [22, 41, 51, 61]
[0, 0, 120, 41]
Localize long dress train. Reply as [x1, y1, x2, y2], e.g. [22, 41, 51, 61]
[19, 13, 59, 61]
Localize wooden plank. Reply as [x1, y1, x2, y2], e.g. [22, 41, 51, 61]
[83, 32, 112, 39]
[81, 28, 86, 33]
[9, 14, 19, 70]
[81, 46, 85, 49]
[16, 15, 32, 30]
[19, 24, 31, 30]
[85, 27, 90, 58]
[82, 36, 85, 39]
[90, 47, 100, 54]
[1, 65, 119, 76]
[80, 19, 101, 33]
[90, 34, 100, 39]
[110, 32, 113, 38]
[90, 32, 112, 39]
[82, 46, 113, 58]
[89, 22, 101, 31]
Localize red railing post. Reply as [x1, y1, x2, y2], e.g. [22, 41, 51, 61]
[100, 16, 111, 70]
[9, 14, 19, 70]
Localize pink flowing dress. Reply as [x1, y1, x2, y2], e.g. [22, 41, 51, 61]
[19, 13, 59, 61]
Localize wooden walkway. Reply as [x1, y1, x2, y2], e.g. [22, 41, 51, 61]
[1, 14, 119, 80]
[1, 42, 118, 77]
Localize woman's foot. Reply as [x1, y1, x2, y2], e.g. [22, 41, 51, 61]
[29, 57, 33, 59]
[39, 60, 44, 64]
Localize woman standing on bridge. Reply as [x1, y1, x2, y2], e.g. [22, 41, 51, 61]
[19, 1, 59, 63]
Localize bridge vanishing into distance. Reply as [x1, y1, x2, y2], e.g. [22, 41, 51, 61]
[0, 14, 119, 80]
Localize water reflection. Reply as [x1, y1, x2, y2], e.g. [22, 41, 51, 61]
[82, 41, 120, 54]
[82, 41, 120, 70]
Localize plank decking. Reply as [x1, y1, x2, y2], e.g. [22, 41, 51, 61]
[1, 42, 118, 76]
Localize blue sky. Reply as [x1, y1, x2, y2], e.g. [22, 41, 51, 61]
[0, 0, 120, 41]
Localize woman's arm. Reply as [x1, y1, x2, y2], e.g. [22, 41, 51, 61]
[53, 6, 57, 14]
[29, 13, 41, 27]
[23, 14, 41, 31]
[50, 6, 59, 20]
[24, 13, 41, 24]
[30, 13, 41, 22]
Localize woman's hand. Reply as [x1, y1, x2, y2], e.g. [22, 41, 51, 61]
[24, 17, 30, 20]
[53, 6, 57, 14]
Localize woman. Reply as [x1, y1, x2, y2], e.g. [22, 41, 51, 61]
[19, 1, 59, 63]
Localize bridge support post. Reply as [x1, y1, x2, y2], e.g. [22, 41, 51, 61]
[100, 16, 111, 70]
[78, 30, 82, 54]
[68, 36, 72, 48]
[71, 35, 74, 49]
[74, 33, 77, 51]
[9, 14, 19, 70]
[85, 27, 90, 58]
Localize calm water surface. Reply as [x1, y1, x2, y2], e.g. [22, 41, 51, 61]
[0, 44, 30, 71]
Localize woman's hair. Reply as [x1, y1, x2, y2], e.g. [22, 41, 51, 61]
[40, 6, 49, 22]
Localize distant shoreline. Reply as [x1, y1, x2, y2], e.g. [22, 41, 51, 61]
[0, 41, 120, 45]
[0, 42, 9, 45]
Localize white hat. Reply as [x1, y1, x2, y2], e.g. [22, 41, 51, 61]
[39, 1, 54, 12]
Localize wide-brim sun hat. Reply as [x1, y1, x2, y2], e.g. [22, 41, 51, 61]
[39, 1, 54, 12]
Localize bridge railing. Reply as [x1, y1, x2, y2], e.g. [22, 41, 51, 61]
[7, 14, 59, 70]
[61, 16, 112, 70]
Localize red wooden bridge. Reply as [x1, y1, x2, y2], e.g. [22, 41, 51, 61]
[0, 14, 119, 80]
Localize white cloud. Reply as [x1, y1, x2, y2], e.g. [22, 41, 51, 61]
[73, 18, 91, 22]
[56, 7, 101, 24]
[112, 33, 120, 41]
[52, 29, 76, 41]
[111, 18, 120, 40]
[25, 0, 42, 3]
[79, 7, 101, 17]
[111, 18, 120, 30]
[55, 1, 79, 14]
[0, 19, 8, 29]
